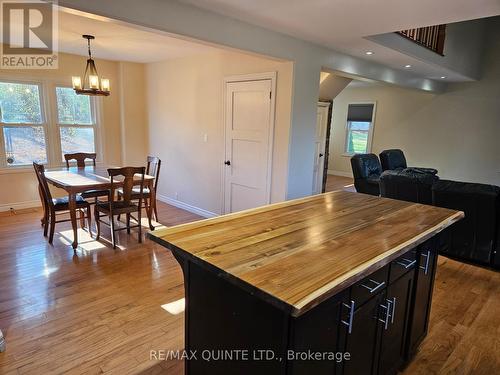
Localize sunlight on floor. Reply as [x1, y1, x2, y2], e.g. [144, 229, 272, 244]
[58, 229, 107, 251]
[43, 260, 58, 277]
[161, 298, 185, 315]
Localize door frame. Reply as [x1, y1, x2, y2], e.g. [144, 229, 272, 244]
[221, 71, 277, 214]
[317, 99, 333, 193]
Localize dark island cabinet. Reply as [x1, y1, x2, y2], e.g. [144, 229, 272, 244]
[149, 190, 461, 375]
[288, 292, 347, 375]
[179, 238, 439, 375]
[337, 249, 418, 375]
[378, 270, 415, 375]
[406, 238, 439, 359]
[342, 291, 386, 375]
[290, 239, 438, 375]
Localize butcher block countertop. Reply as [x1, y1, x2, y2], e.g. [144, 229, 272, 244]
[148, 191, 463, 316]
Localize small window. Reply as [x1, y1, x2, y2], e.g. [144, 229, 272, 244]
[344, 103, 375, 155]
[0, 81, 47, 166]
[55, 87, 96, 159]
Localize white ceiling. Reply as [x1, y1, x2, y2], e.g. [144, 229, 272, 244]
[178, 0, 500, 81]
[57, 10, 217, 63]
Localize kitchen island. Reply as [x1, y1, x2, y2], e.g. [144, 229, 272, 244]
[149, 191, 463, 375]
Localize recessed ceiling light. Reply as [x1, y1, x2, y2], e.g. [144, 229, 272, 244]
[365, 51, 374, 55]
[440, 76, 446, 79]
[404, 64, 412, 68]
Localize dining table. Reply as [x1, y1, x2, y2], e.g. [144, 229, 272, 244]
[44, 166, 156, 249]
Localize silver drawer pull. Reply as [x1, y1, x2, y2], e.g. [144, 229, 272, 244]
[341, 300, 355, 334]
[396, 258, 417, 269]
[360, 279, 386, 293]
[419, 250, 431, 275]
[390, 297, 396, 324]
[378, 299, 393, 330]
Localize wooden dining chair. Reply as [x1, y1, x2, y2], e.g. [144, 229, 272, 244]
[33, 162, 92, 245]
[118, 156, 161, 221]
[64, 152, 97, 168]
[95, 167, 146, 249]
[64, 152, 109, 204]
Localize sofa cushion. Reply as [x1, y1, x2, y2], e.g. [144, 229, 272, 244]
[432, 180, 500, 266]
[380, 168, 439, 205]
[380, 149, 407, 171]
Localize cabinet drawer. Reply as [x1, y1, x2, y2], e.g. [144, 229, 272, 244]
[350, 265, 389, 309]
[389, 249, 417, 284]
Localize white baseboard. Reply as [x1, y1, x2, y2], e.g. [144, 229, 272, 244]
[0, 199, 40, 212]
[157, 194, 218, 218]
[327, 170, 353, 178]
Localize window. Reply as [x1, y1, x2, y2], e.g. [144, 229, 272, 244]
[0, 81, 100, 169]
[344, 103, 375, 155]
[55, 87, 96, 160]
[0, 81, 47, 166]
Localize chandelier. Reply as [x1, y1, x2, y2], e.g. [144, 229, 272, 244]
[72, 35, 110, 96]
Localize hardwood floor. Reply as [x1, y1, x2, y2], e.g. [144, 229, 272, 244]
[325, 174, 355, 192]
[0, 203, 200, 374]
[0, 200, 499, 374]
[402, 256, 500, 374]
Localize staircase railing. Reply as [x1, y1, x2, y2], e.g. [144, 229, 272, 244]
[397, 25, 446, 55]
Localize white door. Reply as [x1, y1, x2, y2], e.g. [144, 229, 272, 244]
[224, 77, 275, 213]
[313, 102, 329, 194]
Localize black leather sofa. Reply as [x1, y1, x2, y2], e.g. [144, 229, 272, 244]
[379, 149, 438, 175]
[379, 168, 439, 205]
[432, 180, 500, 267]
[378, 170, 500, 268]
[350, 149, 500, 268]
[350, 153, 382, 196]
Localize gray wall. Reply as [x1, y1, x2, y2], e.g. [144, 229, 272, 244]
[368, 18, 488, 80]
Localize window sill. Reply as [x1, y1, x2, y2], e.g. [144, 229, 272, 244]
[342, 152, 372, 157]
[0, 161, 104, 175]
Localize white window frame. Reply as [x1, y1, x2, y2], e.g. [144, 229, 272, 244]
[0, 76, 104, 172]
[0, 79, 49, 169]
[53, 85, 100, 165]
[342, 101, 377, 157]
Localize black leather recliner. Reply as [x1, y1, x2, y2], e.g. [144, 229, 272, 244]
[380, 168, 439, 205]
[350, 154, 382, 196]
[379, 149, 407, 171]
[432, 180, 500, 267]
[379, 149, 438, 175]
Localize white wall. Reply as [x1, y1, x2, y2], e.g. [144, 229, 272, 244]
[329, 18, 500, 186]
[146, 50, 293, 215]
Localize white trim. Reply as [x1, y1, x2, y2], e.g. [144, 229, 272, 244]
[0, 76, 104, 172]
[327, 169, 353, 178]
[0, 199, 40, 212]
[156, 194, 218, 219]
[221, 71, 277, 214]
[0, 79, 48, 169]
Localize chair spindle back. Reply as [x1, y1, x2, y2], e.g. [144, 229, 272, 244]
[64, 153, 97, 168]
[146, 156, 161, 191]
[108, 167, 146, 207]
[33, 162, 54, 207]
